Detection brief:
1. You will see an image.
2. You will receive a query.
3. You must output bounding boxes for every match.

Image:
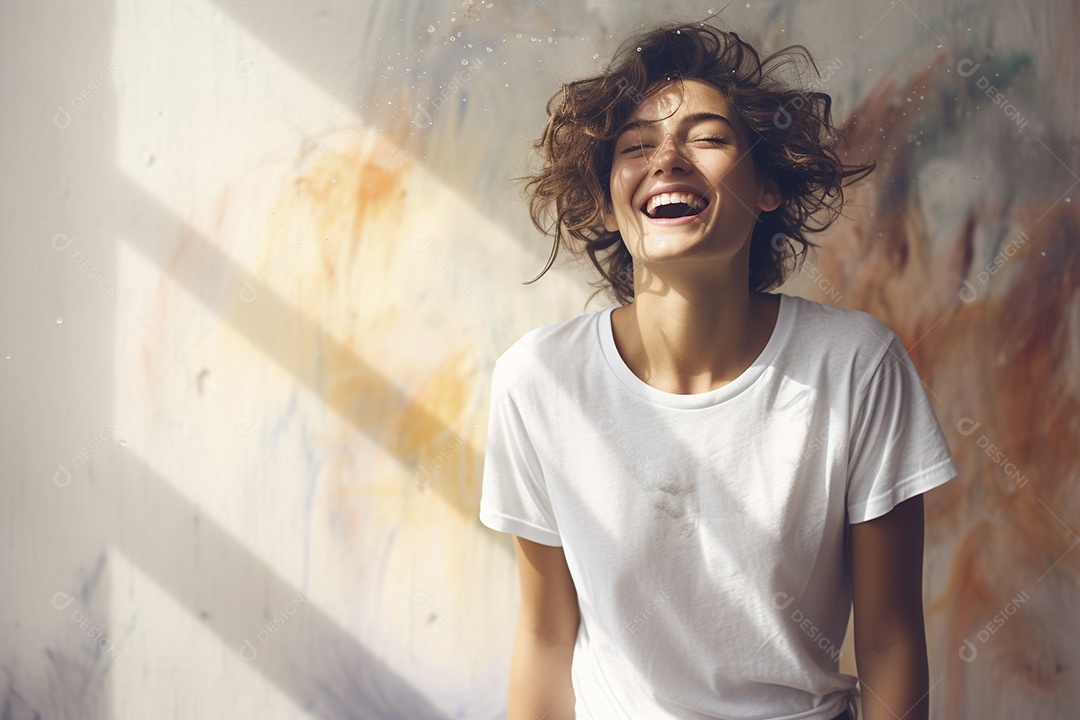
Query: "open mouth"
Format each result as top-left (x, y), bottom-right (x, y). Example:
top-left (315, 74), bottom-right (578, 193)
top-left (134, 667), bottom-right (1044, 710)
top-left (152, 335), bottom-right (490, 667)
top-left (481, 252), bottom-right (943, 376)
top-left (640, 191), bottom-right (710, 219)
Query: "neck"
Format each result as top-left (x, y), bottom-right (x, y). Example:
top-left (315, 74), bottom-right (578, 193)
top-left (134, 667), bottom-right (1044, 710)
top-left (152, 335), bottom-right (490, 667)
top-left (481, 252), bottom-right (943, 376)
top-left (611, 267), bottom-right (778, 395)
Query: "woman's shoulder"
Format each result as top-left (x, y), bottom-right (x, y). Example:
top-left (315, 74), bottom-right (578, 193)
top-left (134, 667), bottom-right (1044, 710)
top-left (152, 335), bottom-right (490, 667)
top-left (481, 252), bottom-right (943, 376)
top-left (781, 293), bottom-right (903, 378)
top-left (492, 307), bottom-right (607, 386)
top-left (785, 293), bottom-right (899, 346)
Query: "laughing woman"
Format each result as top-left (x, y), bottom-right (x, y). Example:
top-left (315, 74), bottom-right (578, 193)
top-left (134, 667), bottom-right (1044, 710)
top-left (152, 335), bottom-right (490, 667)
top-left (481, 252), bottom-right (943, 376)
top-left (480, 19), bottom-right (958, 720)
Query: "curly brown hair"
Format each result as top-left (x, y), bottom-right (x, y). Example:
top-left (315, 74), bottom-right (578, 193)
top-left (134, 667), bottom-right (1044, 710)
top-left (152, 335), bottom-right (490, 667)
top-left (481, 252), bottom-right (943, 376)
top-left (516, 18), bottom-right (876, 306)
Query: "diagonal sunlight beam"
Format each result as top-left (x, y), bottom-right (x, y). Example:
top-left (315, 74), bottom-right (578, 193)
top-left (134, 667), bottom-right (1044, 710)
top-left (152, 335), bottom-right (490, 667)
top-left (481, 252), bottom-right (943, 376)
top-left (100, 449), bottom-right (451, 719)
top-left (114, 170), bottom-right (502, 538)
top-left (202, 0), bottom-right (589, 233)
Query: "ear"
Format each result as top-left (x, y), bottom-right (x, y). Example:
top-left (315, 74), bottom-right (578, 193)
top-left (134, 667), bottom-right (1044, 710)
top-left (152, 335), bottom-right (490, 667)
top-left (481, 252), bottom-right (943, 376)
top-left (758, 173), bottom-right (782, 213)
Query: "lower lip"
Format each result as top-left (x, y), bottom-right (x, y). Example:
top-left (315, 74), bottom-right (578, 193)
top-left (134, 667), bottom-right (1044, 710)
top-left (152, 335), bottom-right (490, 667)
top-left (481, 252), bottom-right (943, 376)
top-left (641, 210), bottom-right (707, 225)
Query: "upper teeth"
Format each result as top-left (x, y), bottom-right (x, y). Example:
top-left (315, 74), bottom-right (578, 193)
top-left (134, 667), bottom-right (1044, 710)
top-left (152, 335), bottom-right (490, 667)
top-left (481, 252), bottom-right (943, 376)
top-left (646, 192), bottom-right (707, 216)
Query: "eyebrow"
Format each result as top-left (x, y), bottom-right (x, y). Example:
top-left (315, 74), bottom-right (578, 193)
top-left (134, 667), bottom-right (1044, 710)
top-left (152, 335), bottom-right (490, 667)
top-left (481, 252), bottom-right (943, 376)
top-left (616, 111), bottom-right (736, 138)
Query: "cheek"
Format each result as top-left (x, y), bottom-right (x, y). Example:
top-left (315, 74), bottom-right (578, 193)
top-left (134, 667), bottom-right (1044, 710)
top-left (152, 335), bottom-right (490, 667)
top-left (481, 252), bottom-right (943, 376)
top-left (721, 158), bottom-right (758, 189)
top-left (610, 165), bottom-right (641, 210)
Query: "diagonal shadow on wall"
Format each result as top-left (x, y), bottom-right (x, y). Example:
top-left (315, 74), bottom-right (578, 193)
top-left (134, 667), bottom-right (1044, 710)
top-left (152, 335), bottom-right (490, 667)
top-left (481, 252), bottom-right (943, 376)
top-left (116, 171), bottom-right (497, 529)
top-left (92, 449), bottom-right (452, 719)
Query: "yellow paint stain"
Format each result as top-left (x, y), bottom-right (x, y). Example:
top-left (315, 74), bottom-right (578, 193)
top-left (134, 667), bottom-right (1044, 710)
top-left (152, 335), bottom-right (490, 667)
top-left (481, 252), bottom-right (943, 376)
top-left (235, 128), bottom-right (486, 536)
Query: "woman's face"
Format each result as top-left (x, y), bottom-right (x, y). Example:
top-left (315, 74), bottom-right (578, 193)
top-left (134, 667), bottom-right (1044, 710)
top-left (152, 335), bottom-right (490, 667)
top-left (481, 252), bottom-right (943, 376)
top-left (603, 78), bottom-right (779, 269)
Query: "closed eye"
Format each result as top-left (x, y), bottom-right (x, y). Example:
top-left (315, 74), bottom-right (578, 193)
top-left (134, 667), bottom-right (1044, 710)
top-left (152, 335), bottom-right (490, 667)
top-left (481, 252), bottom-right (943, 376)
top-left (620, 137), bottom-right (728, 154)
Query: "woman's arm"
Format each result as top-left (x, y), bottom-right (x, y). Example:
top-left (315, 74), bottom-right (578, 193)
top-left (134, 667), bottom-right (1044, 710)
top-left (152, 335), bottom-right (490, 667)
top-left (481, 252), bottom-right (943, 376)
top-left (849, 494), bottom-right (930, 720)
top-left (509, 536), bottom-right (580, 720)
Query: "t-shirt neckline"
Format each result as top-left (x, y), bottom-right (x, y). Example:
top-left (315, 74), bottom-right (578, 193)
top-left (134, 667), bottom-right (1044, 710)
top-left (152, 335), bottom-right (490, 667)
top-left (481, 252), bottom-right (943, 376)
top-left (597, 293), bottom-right (794, 409)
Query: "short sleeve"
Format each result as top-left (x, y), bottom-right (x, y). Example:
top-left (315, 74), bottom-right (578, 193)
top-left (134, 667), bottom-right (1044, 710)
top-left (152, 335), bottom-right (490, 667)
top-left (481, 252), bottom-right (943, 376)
top-left (846, 334), bottom-right (960, 523)
top-left (478, 359), bottom-right (562, 546)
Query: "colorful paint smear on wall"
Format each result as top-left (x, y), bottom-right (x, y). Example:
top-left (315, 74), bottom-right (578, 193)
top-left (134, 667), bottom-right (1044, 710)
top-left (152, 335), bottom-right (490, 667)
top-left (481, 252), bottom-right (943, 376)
top-left (44, 1), bottom-right (1076, 717)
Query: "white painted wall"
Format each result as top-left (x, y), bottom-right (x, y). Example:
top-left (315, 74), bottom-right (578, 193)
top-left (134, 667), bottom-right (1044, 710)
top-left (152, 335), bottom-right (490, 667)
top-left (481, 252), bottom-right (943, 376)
top-left (3, 0), bottom-right (1077, 717)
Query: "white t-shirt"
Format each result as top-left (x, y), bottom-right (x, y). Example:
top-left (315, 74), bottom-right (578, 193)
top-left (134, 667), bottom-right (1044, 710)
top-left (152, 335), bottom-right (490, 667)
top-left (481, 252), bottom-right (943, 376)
top-left (479, 292), bottom-right (959, 720)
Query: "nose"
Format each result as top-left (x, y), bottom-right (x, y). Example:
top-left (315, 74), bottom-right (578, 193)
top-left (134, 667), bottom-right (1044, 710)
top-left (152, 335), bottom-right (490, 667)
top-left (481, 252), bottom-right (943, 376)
top-left (647, 133), bottom-right (690, 173)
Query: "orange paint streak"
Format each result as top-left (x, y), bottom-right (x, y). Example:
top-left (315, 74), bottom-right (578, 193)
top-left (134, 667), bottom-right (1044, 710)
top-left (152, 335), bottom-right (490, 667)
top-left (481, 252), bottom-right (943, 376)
top-left (254, 130), bottom-right (483, 533)
top-left (817, 50), bottom-right (1080, 714)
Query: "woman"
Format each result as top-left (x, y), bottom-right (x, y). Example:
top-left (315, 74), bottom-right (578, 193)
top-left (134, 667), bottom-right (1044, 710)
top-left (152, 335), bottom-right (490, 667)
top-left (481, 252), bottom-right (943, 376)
top-left (479, 19), bottom-right (958, 720)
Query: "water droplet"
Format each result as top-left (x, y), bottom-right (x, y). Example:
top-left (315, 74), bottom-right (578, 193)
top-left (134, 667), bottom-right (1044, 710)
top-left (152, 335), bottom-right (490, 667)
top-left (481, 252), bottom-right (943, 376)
top-left (119, 439), bottom-right (127, 447)
top-left (271, 211), bottom-right (276, 215)
top-left (486, 47), bottom-right (493, 52)
top-left (5, 355), bottom-right (10, 360)
top-left (462, 59), bottom-right (468, 65)
top-left (745, 2), bottom-right (751, 6)
top-left (1067, 198), bottom-right (1073, 203)
top-left (427, 25), bottom-right (435, 32)
top-left (636, 46), bottom-right (642, 52)
top-left (331, 178), bottom-right (336, 184)
top-left (592, 53), bottom-right (598, 59)
top-left (516, 33), bottom-right (521, 38)
top-left (56, 318), bottom-right (63, 324)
